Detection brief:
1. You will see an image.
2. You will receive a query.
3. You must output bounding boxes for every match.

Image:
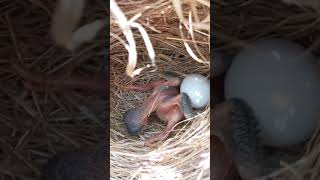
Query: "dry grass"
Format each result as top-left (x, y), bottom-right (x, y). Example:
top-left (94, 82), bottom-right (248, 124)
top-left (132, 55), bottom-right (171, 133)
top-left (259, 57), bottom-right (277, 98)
top-left (110, 0), bottom-right (210, 179)
top-left (7, 0), bottom-right (320, 179)
top-left (215, 0), bottom-right (320, 179)
top-left (0, 0), bottom-right (107, 179)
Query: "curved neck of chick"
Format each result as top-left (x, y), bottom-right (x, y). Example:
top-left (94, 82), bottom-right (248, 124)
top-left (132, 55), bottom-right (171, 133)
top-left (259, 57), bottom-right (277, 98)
top-left (138, 93), bottom-right (162, 122)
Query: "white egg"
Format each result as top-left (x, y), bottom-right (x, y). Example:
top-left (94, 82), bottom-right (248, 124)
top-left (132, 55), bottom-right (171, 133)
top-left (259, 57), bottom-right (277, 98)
top-left (180, 74), bottom-right (210, 108)
top-left (225, 38), bottom-right (320, 147)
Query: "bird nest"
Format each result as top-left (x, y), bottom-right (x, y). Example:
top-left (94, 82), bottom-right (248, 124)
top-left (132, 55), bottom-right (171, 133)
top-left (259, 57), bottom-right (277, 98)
top-left (110, 0), bottom-right (210, 179)
top-left (215, 0), bottom-right (320, 179)
top-left (0, 0), bottom-right (106, 179)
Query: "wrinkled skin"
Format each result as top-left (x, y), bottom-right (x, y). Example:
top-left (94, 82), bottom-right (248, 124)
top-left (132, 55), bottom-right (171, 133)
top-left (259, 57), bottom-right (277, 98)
top-left (213, 99), bottom-right (263, 180)
top-left (123, 77), bottom-right (194, 147)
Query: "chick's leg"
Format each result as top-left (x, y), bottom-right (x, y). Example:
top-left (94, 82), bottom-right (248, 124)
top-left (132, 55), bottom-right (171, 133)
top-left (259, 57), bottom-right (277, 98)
top-left (144, 109), bottom-right (182, 147)
top-left (131, 78), bottom-right (184, 117)
top-left (144, 93), bottom-right (193, 147)
top-left (139, 90), bottom-right (169, 120)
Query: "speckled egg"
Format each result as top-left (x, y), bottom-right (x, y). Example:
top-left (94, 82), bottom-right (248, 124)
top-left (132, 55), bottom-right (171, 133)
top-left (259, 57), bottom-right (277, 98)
top-left (180, 74), bottom-right (210, 108)
top-left (225, 38), bottom-right (320, 147)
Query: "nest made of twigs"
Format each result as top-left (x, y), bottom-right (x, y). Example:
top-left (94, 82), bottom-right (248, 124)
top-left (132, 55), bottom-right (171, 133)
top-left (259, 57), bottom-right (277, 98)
top-left (110, 0), bottom-right (210, 179)
top-left (0, 1), bottom-right (107, 179)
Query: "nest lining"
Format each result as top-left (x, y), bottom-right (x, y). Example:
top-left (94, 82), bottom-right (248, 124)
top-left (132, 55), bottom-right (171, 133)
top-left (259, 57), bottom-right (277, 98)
top-left (0, 0), bottom-right (107, 179)
top-left (110, 0), bottom-right (210, 179)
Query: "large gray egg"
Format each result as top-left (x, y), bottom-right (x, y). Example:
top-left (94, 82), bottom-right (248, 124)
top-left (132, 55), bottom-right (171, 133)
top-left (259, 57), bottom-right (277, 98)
top-left (225, 38), bottom-right (320, 147)
top-left (180, 74), bottom-right (210, 108)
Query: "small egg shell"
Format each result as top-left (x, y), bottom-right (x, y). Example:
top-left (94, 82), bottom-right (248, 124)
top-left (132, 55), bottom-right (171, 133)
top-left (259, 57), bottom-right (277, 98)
top-left (225, 38), bottom-right (320, 147)
top-left (180, 74), bottom-right (210, 108)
